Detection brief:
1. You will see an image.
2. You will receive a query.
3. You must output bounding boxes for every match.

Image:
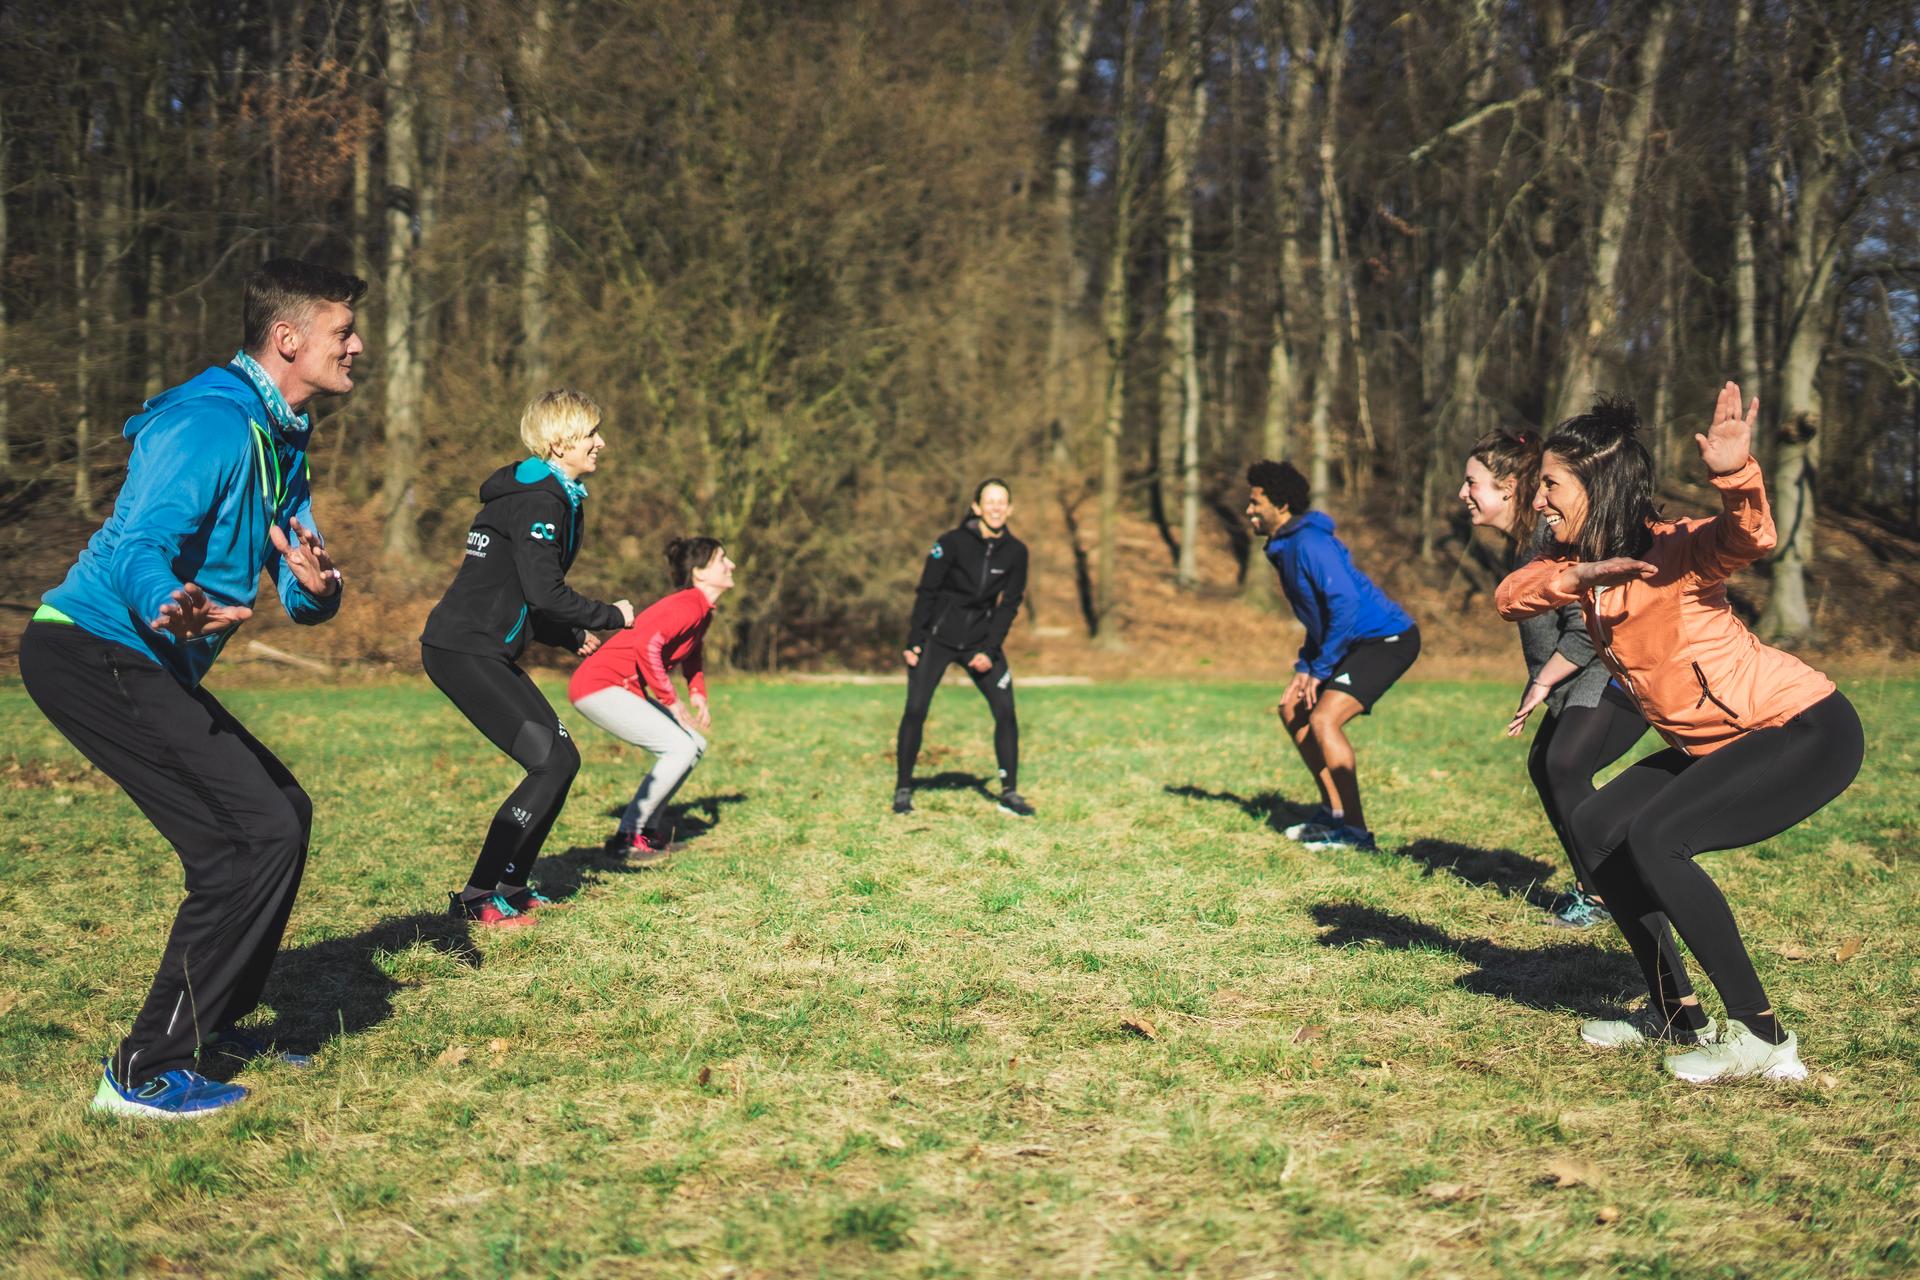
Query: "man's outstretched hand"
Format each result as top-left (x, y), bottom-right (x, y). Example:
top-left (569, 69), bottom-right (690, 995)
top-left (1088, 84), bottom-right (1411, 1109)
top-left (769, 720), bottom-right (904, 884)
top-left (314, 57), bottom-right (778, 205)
top-left (270, 518), bottom-right (342, 598)
top-left (150, 583), bottom-right (253, 640)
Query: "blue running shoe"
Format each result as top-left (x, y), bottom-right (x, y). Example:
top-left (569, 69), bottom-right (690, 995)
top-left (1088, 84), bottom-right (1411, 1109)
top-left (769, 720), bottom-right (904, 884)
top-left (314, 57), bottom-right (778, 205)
top-left (91, 1060), bottom-right (248, 1119)
top-left (1301, 823), bottom-right (1378, 853)
top-left (1549, 888), bottom-right (1613, 930)
top-left (1282, 805), bottom-right (1340, 840)
top-left (206, 1026), bottom-right (314, 1068)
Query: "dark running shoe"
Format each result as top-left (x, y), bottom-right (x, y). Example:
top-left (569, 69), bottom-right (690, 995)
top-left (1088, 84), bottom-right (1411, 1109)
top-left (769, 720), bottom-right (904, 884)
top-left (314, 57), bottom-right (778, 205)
top-left (500, 886), bottom-right (556, 914)
top-left (447, 890), bottom-right (536, 929)
top-left (1549, 887), bottom-right (1613, 929)
top-left (892, 788), bottom-right (914, 815)
top-left (205, 1026), bottom-right (314, 1069)
top-left (996, 791), bottom-right (1036, 818)
top-left (91, 1060), bottom-right (248, 1120)
top-left (607, 830), bottom-right (672, 866)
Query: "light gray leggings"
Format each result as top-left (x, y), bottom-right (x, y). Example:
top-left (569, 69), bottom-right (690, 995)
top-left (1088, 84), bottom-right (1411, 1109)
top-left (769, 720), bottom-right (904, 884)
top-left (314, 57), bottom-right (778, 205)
top-left (571, 686), bottom-right (708, 836)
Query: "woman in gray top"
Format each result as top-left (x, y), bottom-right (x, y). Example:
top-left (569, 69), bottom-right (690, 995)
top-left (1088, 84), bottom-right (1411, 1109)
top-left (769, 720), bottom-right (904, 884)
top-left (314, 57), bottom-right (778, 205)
top-left (1461, 429), bottom-right (1647, 928)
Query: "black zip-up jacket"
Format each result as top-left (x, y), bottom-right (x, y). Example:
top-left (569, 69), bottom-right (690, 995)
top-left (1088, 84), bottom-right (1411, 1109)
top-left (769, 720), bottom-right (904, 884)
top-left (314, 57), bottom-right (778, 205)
top-left (905, 517), bottom-right (1028, 654)
top-left (420, 458), bottom-right (625, 663)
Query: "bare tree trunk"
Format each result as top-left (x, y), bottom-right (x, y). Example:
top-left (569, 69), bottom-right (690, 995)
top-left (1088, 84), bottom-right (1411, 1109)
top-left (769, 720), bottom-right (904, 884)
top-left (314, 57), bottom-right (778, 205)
top-left (1729, 0), bottom-right (1761, 398)
top-left (1162, 0), bottom-right (1206, 587)
top-left (1260, 0), bottom-right (1312, 469)
top-left (1096, 5), bottom-right (1142, 644)
top-left (0, 103), bottom-right (10, 475)
top-left (1306, 4), bottom-right (1345, 499)
top-left (73, 192), bottom-right (93, 514)
top-left (1552, 1), bottom-right (1672, 423)
top-left (1417, 254), bottom-right (1448, 560)
top-left (380, 0), bottom-right (423, 563)
top-left (1042, 0), bottom-right (1093, 466)
top-left (518, 0), bottom-right (556, 388)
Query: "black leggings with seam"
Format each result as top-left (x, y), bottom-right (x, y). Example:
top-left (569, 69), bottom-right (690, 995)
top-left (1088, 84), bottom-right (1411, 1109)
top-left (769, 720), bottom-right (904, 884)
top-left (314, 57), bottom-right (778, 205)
top-left (1569, 691), bottom-right (1863, 1025)
top-left (1528, 689), bottom-right (1647, 892)
top-left (895, 642), bottom-right (1017, 791)
top-left (422, 644), bottom-right (580, 889)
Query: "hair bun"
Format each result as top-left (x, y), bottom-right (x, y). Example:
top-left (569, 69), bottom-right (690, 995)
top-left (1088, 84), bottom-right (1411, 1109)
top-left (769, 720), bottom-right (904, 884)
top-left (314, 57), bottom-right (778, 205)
top-left (1587, 393), bottom-right (1642, 436)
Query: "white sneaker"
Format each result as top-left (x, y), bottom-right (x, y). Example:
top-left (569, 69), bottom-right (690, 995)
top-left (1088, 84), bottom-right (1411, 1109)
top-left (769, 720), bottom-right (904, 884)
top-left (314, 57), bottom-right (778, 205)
top-left (1581, 1003), bottom-right (1718, 1048)
top-left (1664, 1025), bottom-right (1806, 1083)
top-left (1282, 807), bottom-right (1339, 840)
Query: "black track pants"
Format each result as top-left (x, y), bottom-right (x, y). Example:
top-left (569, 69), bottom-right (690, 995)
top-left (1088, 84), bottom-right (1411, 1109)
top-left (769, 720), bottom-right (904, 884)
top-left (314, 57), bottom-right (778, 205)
top-left (895, 643), bottom-right (1018, 791)
top-left (1569, 691), bottom-right (1863, 1022)
top-left (19, 621), bottom-right (311, 1086)
top-left (421, 644), bottom-right (580, 888)
top-left (1528, 691), bottom-right (1647, 891)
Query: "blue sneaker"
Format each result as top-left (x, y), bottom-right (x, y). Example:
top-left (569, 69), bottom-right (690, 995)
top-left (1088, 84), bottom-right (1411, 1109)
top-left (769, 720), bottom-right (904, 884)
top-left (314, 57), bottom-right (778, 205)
top-left (1549, 888), bottom-right (1613, 930)
top-left (91, 1060), bottom-right (249, 1119)
top-left (1301, 823), bottom-right (1378, 852)
top-left (206, 1026), bottom-right (314, 1069)
top-left (1282, 806), bottom-right (1340, 840)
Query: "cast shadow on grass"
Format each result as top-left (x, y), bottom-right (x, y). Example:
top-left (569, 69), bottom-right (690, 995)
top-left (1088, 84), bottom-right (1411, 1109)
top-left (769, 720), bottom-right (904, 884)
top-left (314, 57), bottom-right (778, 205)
top-left (597, 792), bottom-right (748, 842)
top-left (1394, 838), bottom-right (1563, 913)
top-left (1163, 784), bottom-right (1318, 830)
top-left (258, 911), bottom-right (482, 1057)
top-left (1309, 901), bottom-right (1640, 1016)
top-left (911, 771), bottom-right (998, 800)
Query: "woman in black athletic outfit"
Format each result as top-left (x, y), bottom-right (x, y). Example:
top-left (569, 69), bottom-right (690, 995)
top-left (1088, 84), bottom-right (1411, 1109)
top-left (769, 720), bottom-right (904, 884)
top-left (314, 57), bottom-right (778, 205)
top-left (893, 478), bottom-right (1031, 818)
top-left (1461, 429), bottom-right (1647, 928)
top-left (420, 389), bottom-right (633, 927)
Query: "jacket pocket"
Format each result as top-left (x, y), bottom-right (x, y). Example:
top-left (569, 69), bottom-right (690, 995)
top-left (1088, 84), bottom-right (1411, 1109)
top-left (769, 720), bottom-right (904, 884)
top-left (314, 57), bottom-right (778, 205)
top-left (1691, 662), bottom-right (1744, 728)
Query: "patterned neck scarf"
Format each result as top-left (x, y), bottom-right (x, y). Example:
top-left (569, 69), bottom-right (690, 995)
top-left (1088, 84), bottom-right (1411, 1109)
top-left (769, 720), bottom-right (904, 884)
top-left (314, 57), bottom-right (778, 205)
top-left (537, 456), bottom-right (589, 507)
top-left (228, 350), bottom-right (309, 438)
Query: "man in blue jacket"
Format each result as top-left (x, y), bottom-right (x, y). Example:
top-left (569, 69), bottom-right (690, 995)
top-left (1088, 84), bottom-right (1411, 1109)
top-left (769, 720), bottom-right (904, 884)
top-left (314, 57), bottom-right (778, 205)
top-left (1246, 460), bottom-right (1420, 852)
top-left (19, 258), bottom-right (365, 1118)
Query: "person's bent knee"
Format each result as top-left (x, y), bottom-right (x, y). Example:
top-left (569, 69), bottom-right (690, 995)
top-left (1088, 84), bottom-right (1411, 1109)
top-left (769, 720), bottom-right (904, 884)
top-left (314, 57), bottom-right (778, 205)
top-left (285, 781), bottom-right (315, 841)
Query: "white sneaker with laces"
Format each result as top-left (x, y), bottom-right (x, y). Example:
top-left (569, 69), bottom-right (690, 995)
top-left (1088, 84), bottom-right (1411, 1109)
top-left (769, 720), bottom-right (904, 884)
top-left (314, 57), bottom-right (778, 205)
top-left (1580, 1003), bottom-right (1718, 1048)
top-left (1664, 1025), bottom-right (1806, 1083)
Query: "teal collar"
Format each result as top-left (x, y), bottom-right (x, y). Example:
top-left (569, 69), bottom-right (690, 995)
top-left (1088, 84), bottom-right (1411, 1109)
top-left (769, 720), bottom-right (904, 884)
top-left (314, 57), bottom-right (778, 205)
top-left (227, 351), bottom-right (309, 439)
top-left (529, 455), bottom-right (588, 506)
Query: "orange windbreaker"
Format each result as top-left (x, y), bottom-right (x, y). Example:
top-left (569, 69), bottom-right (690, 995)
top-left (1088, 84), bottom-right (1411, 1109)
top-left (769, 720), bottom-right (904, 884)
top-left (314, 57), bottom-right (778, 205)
top-left (1495, 458), bottom-right (1834, 756)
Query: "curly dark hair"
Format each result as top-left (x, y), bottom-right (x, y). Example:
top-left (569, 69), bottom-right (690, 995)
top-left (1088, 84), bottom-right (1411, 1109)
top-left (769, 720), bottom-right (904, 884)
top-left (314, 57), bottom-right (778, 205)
top-left (1246, 460), bottom-right (1309, 516)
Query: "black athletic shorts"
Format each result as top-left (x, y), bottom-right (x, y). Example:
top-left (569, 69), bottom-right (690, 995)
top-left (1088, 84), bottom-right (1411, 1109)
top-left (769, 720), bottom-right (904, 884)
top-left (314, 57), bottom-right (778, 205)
top-left (1319, 625), bottom-right (1421, 712)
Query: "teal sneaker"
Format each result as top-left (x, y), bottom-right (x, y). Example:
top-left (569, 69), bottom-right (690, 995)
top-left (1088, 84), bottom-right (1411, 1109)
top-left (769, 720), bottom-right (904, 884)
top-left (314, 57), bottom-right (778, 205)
top-left (91, 1060), bottom-right (248, 1119)
top-left (1301, 823), bottom-right (1377, 853)
top-left (1282, 806), bottom-right (1339, 840)
top-left (205, 1026), bottom-right (314, 1068)
top-left (1549, 887), bottom-right (1613, 930)
top-left (1581, 1004), bottom-right (1718, 1048)
top-left (500, 886), bottom-right (555, 914)
top-left (1665, 1025), bottom-right (1806, 1083)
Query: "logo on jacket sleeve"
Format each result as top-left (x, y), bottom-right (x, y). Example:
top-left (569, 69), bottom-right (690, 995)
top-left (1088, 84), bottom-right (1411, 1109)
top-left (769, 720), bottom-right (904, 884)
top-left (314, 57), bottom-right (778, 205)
top-left (530, 521), bottom-right (557, 542)
top-left (465, 531), bottom-right (492, 558)
top-left (929, 543), bottom-right (944, 559)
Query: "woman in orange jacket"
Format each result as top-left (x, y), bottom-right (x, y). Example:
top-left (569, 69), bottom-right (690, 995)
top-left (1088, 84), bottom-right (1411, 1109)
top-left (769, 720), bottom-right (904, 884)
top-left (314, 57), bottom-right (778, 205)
top-left (1496, 383), bottom-right (1862, 1083)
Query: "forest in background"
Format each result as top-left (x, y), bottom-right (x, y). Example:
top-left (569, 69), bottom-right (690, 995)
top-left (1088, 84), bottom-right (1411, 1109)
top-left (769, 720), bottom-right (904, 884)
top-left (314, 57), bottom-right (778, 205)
top-left (0, 0), bottom-right (1915, 668)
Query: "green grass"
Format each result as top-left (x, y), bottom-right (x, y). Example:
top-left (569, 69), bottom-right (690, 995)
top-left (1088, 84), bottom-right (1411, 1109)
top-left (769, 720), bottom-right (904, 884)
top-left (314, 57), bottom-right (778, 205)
top-left (0, 674), bottom-right (1915, 1278)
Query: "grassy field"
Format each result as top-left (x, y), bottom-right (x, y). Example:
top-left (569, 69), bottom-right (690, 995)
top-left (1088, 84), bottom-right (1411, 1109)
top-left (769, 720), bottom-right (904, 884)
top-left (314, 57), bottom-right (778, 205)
top-left (0, 673), bottom-right (1915, 1279)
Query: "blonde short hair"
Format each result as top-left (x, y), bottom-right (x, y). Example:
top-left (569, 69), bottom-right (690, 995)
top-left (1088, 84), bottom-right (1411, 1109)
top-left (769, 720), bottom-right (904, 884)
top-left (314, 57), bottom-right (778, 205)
top-left (519, 388), bottom-right (603, 458)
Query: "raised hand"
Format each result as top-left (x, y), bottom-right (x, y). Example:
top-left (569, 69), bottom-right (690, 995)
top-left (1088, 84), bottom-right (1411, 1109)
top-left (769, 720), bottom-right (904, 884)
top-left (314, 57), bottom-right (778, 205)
top-left (1696, 380), bottom-right (1758, 476)
top-left (1568, 557), bottom-right (1658, 590)
top-left (269, 518), bottom-right (342, 598)
top-left (149, 583), bottom-right (253, 640)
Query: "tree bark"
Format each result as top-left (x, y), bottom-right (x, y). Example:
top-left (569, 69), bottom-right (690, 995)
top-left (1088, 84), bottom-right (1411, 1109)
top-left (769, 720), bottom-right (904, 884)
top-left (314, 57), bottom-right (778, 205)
top-left (0, 102), bottom-right (10, 475)
top-left (1306, 1), bottom-right (1345, 500)
top-left (1162, 0), bottom-right (1206, 587)
top-left (380, 0), bottom-right (423, 563)
top-left (518, 0), bottom-right (556, 389)
top-left (1096, 4), bottom-right (1142, 644)
top-left (1042, 0), bottom-right (1093, 466)
top-left (1552, 0), bottom-right (1673, 423)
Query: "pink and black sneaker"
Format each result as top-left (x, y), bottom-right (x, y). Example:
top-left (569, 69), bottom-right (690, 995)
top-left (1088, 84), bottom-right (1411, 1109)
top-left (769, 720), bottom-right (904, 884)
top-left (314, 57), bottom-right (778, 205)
top-left (448, 890), bottom-right (537, 928)
top-left (605, 829), bottom-right (672, 866)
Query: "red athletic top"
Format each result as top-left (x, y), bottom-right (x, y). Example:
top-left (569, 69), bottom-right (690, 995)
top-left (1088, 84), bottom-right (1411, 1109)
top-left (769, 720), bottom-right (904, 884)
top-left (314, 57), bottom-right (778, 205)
top-left (568, 587), bottom-right (713, 706)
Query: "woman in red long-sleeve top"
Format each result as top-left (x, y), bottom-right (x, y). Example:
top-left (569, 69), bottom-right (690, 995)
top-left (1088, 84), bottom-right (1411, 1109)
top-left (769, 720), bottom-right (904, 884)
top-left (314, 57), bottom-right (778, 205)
top-left (570, 538), bottom-right (735, 861)
top-left (1495, 384), bottom-right (1862, 1084)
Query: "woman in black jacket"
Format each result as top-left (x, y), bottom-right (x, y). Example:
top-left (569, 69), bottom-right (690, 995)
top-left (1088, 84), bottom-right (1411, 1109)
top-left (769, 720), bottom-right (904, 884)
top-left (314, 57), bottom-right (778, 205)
top-left (893, 478), bottom-right (1031, 817)
top-left (420, 389), bottom-right (633, 927)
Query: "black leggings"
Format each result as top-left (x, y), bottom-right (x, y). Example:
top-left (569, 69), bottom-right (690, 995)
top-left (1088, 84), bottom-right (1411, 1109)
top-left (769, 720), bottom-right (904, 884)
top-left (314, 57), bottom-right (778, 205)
top-left (1528, 690), bottom-right (1647, 892)
top-left (895, 643), bottom-right (1018, 791)
top-left (1569, 691), bottom-right (1863, 1024)
top-left (422, 645), bottom-right (580, 889)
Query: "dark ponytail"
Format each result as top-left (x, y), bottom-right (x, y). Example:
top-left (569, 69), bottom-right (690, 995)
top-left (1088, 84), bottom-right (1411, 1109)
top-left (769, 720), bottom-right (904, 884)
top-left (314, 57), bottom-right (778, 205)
top-left (665, 536), bottom-right (724, 589)
top-left (1466, 428), bottom-right (1544, 545)
top-left (1542, 395), bottom-right (1659, 561)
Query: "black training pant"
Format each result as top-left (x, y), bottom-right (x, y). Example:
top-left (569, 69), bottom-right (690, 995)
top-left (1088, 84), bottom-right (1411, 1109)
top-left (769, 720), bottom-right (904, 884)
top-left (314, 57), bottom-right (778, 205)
top-left (1569, 691), bottom-right (1863, 1023)
top-left (1528, 690), bottom-right (1647, 891)
top-left (19, 621), bottom-right (311, 1086)
top-left (421, 644), bottom-right (580, 889)
top-left (895, 642), bottom-right (1018, 791)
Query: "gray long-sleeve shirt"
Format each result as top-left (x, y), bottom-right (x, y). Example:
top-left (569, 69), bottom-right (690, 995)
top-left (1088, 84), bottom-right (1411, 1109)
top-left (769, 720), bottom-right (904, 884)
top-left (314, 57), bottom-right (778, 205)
top-left (1510, 527), bottom-right (1613, 714)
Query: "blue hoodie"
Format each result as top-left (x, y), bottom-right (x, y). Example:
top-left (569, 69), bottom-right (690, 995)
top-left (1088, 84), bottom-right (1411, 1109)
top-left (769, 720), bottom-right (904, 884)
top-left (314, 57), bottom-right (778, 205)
top-left (41, 360), bottom-right (341, 686)
top-left (1263, 510), bottom-right (1414, 680)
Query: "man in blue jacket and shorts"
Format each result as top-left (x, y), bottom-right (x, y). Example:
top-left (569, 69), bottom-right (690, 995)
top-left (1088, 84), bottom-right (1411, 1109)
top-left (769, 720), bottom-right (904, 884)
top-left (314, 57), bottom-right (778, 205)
top-left (19, 258), bottom-right (365, 1118)
top-left (1245, 460), bottom-right (1420, 852)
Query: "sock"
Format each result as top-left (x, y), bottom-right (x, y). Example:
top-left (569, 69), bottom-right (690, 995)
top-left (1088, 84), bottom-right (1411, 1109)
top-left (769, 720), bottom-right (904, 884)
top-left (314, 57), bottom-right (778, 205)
top-left (1661, 1000), bottom-right (1710, 1042)
top-left (459, 885), bottom-right (493, 904)
top-left (495, 882), bottom-right (525, 894)
top-left (1734, 1011), bottom-right (1787, 1045)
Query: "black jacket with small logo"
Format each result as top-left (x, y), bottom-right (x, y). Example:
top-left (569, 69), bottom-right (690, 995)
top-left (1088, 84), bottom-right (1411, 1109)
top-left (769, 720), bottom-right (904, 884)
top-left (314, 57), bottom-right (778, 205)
top-left (905, 517), bottom-right (1028, 655)
top-left (420, 458), bottom-right (625, 663)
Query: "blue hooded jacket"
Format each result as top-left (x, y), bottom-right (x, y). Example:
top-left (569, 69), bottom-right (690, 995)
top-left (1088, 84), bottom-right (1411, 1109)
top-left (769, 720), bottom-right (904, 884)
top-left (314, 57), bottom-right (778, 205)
top-left (41, 361), bottom-right (341, 686)
top-left (1263, 510), bottom-right (1414, 680)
